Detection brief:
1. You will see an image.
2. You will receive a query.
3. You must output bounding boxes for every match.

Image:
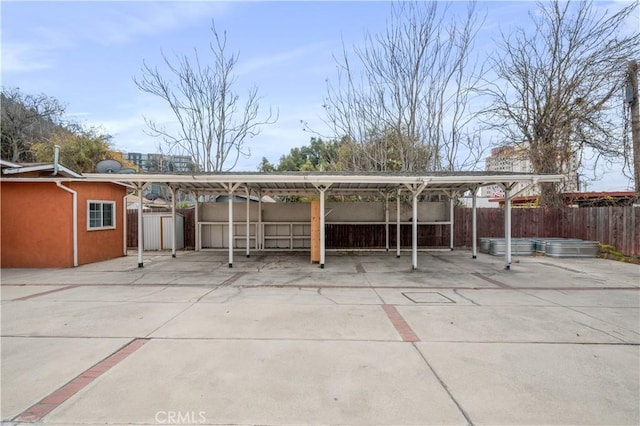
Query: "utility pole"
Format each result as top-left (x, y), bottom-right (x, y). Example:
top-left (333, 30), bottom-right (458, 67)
top-left (628, 60), bottom-right (639, 199)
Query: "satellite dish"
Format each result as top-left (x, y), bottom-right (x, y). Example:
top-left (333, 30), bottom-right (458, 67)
top-left (119, 168), bottom-right (137, 174)
top-left (96, 159), bottom-right (122, 173)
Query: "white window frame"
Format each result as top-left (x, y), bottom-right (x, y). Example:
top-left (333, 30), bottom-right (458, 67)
top-left (87, 200), bottom-right (116, 230)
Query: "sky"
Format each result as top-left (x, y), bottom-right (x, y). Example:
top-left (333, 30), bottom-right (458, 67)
top-left (1, 1), bottom-right (637, 191)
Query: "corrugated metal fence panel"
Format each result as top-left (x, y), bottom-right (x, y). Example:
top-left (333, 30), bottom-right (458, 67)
top-left (144, 215), bottom-right (162, 250)
top-left (160, 216), bottom-right (184, 250)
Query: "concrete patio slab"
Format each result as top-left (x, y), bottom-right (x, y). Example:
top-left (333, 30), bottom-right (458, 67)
top-left (45, 340), bottom-right (468, 425)
top-left (130, 270), bottom-right (236, 286)
top-left (365, 271), bottom-right (497, 288)
top-left (199, 286), bottom-right (382, 305)
top-left (228, 270), bottom-right (372, 287)
top-left (30, 285), bottom-right (211, 303)
top-left (319, 287), bottom-right (384, 304)
top-left (1, 301), bottom-right (191, 338)
top-left (0, 285), bottom-right (70, 301)
top-left (151, 303), bottom-right (400, 340)
top-left (1, 269), bottom-right (69, 285)
top-left (1, 249), bottom-right (638, 425)
top-left (1, 270), bottom-right (144, 286)
top-left (1, 337), bottom-right (129, 420)
top-left (570, 307), bottom-right (640, 342)
top-left (375, 288), bottom-right (473, 306)
top-left (398, 305), bottom-right (637, 343)
top-left (374, 288), bottom-right (555, 306)
top-left (416, 342), bottom-right (640, 425)
top-left (524, 289), bottom-right (640, 307)
top-left (450, 289), bottom-right (556, 306)
top-left (139, 260), bottom-right (223, 272)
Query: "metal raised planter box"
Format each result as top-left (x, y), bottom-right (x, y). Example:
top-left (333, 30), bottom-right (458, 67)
top-left (533, 238), bottom-right (582, 254)
top-left (545, 240), bottom-right (599, 258)
top-left (488, 238), bottom-right (535, 256)
top-left (479, 238), bottom-right (497, 254)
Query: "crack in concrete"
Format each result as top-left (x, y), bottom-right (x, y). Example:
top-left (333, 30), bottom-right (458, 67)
top-left (571, 320), bottom-right (628, 343)
top-left (453, 289), bottom-right (480, 306)
top-left (317, 288), bottom-right (339, 305)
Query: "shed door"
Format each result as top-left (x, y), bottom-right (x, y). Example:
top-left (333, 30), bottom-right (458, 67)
top-left (161, 216), bottom-right (174, 250)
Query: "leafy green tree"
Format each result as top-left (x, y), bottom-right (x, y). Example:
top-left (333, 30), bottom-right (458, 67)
top-left (32, 130), bottom-right (106, 173)
top-left (258, 157), bottom-right (276, 172)
top-left (31, 128), bottom-right (130, 173)
top-left (266, 138), bottom-right (341, 172)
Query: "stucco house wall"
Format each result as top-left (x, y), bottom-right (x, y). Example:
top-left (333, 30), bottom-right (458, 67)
top-left (1, 181), bottom-right (126, 268)
top-left (72, 181), bottom-right (126, 266)
top-left (1, 182), bottom-right (74, 268)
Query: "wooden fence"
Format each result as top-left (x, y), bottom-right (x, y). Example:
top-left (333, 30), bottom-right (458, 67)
top-left (454, 206), bottom-right (639, 257)
top-left (127, 206), bottom-right (639, 257)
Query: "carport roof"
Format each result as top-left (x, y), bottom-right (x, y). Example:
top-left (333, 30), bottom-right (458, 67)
top-left (81, 171), bottom-right (566, 196)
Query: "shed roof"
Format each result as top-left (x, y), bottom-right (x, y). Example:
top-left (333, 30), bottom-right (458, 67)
top-left (2, 162), bottom-right (82, 178)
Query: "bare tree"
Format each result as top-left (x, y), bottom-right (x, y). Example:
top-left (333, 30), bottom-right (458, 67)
top-left (1, 87), bottom-right (66, 162)
top-left (134, 22), bottom-right (277, 173)
top-left (323, 1), bottom-right (485, 173)
top-left (485, 0), bottom-right (640, 206)
top-left (626, 60), bottom-right (639, 199)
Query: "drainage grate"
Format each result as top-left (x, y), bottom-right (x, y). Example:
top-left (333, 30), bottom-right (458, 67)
top-left (402, 291), bottom-right (455, 304)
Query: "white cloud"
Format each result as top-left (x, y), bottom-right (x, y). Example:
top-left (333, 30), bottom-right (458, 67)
top-left (1, 35), bottom-right (72, 73)
top-left (1, 2), bottom-right (229, 74)
top-left (1, 42), bottom-right (51, 72)
top-left (78, 2), bottom-right (230, 46)
top-left (236, 42), bottom-right (331, 77)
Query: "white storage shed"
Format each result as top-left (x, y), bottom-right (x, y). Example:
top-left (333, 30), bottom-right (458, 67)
top-left (143, 212), bottom-right (185, 251)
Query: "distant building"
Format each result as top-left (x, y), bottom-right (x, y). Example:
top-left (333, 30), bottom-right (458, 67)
top-left (481, 144), bottom-right (579, 197)
top-left (124, 152), bottom-right (195, 173)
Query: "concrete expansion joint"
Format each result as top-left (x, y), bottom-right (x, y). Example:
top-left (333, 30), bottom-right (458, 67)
top-left (411, 342), bottom-right (475, 426)
top-left (381, 304), bottom-right (419, 342)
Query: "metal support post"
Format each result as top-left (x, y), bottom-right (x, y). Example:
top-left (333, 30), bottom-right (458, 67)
top-left (258, 191), bottom-right (262, 250)
top-left (137, 185), bottom-right (144, 268)
top-left (396, 189), bottom-right (401, 258)
top-left (385, 193), bottom-right (389, 251)
top-left (228, 190), bottom-right (234, 268)
top-left (505, 186), bottom-right (512, 270)
top-left (412, 191), bottom-right (418, 270)
top-left (449, 196), bottom-right (455, 251)
top-left (472, 188), bottom-right (477, 259)
top-left (194, 192), bottom-right (200, 251)
top-left (170, 185), bottom-right (177, 258)
top-left (245, 186), bottom-right (251, 258)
